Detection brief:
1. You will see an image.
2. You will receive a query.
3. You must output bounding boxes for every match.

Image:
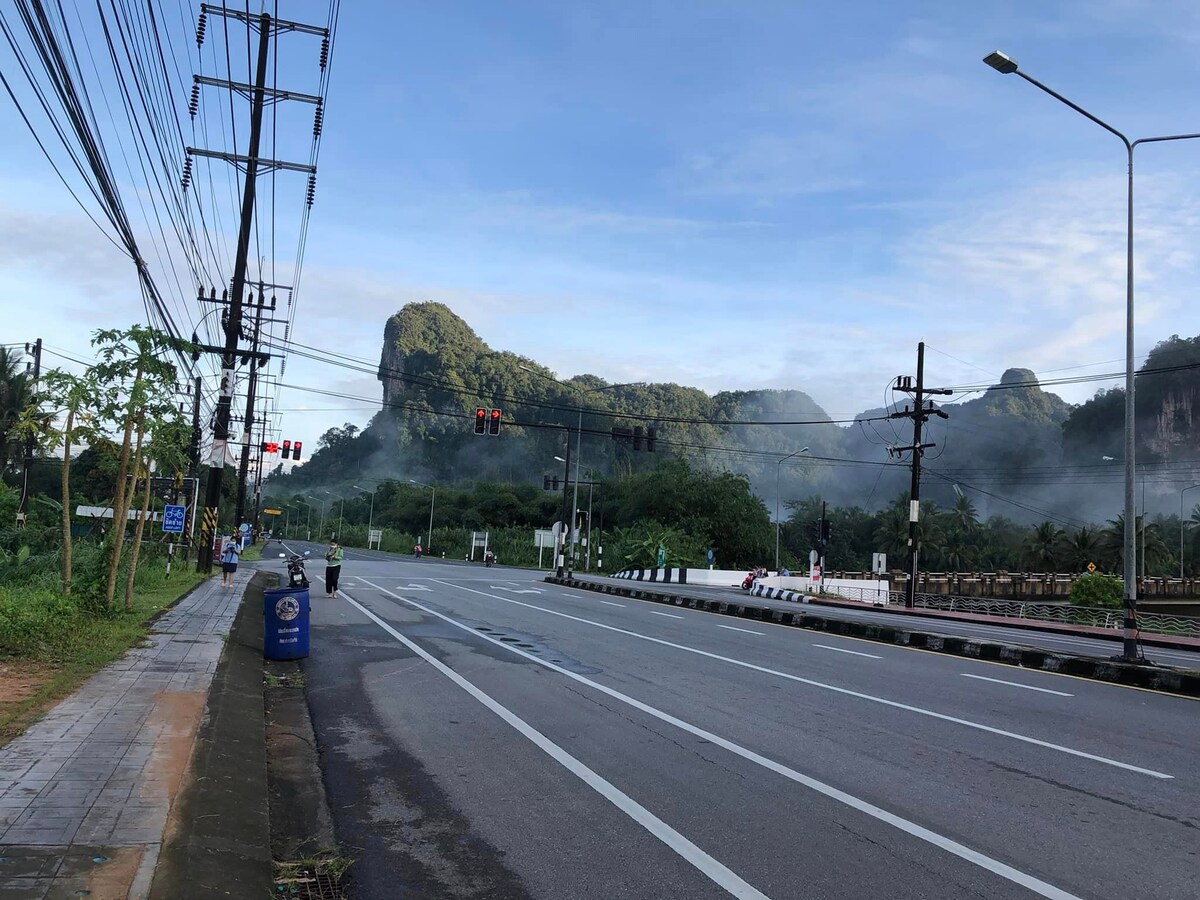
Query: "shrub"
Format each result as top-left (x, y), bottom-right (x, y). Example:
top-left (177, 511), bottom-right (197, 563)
top-left (1070, 572), bottom-right (1123, 609)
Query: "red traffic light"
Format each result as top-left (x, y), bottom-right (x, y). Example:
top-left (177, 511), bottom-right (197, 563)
top-left (262, 441), bottom-right (280, 454)
top-left (292, 441), bottom-right (303, 461)
top-left (474, 407), bottom-right (487, 435)
top-left (488, 408), bottom-right (501, 435)
top-left (281, 439), bottom-right (292, 459)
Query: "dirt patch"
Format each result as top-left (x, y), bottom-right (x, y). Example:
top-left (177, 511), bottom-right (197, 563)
top-left (0, 661), bottom-right (58, 746)
top-left (142, 690), bottom-right (209, 801)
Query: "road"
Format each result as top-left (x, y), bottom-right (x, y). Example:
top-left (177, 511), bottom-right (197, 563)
top-left (580, 576), bottom-right (1200, 668)
top-left (282, 543), bottom-right (1200, 900)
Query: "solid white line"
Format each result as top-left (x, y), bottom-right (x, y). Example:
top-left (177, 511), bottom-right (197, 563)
top-left (961, 674), bottom-right (1074, 697)
top-left (813, 644), bottom-right (882, 659)
top-left (336, 587), bottom-right (769, 900)
top-left (649, 611), bottom-right (684, 619)
top-left (433, 580), bottom-right (1172, 780)
top-left (360, 579), bottom-right (1081, 900)
top-left (716, 624), bottom-right (764, 635)
top-left (599, 600), bottom-right (626, 608)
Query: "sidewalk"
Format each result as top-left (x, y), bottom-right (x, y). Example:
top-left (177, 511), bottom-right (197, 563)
top-left (0, 569), bottom-right (251, 899)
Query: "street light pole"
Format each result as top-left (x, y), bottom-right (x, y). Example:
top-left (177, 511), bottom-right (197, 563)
top-left (409, 480), bottom-right (436, 553)
top-left (353, 484), bottom-right (377, 545)
top-left (1182, 484), bottom-right (1200, 579)
top-left (983, 50), bottom-right (1200, 662)
top-left (774, 447), bottom-right (809, 571)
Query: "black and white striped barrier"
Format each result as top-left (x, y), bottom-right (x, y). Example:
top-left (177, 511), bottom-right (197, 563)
top-left (612, 567), bottom-right (688, 584)
top-left (749, 583), bottom-right (809, 604)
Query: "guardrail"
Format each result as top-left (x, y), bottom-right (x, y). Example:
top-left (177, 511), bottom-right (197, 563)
top-left (889, 592), bottom-right (1200, 638)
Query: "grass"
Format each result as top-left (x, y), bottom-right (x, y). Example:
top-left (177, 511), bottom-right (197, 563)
top-left (240, 542), bottom-right (265, 562)
top-left (273, 851), bottom-right (352, 898)
top-left (0, 559), bottom-right (207, 746)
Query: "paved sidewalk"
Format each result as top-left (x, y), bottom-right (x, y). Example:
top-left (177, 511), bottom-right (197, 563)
top-left (0, 569), bottom-right (251, 899)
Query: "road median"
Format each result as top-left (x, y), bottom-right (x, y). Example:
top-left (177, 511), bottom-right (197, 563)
top-left (546, 575), bottom-right (1200, 698)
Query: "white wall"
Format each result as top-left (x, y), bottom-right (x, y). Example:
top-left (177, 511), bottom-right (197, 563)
top-left (759, 576), bottom-right (889, 602)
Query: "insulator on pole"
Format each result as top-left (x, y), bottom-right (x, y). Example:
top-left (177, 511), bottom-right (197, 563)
top-left (319, 36), bottom-right (329, 70)
top-left (196, 11), bottom-right (207, 47)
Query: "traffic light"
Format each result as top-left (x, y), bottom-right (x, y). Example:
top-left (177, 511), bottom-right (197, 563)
top-left (633, 425), bottom-right (643, 451)
top-left (262, 441), bottom-right (279, 454)
top-left (821, 519), bottom-right (831, 544)
top-left (474, 407), bottom-right (487, 435)
top-left (281, 440), bottom-right (292, 459)
top-left (647, 427), bottom-right (657, 452)
top-left (292, 441), bottom-right (303, 461)
top-left (488, 408), bottom-right (501, 435)
top-left (543, 475), bottom-right (561, 491)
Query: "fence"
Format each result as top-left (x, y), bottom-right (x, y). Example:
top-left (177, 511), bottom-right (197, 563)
top-left (818, 571), bottom-right (1200, 600)
top-left (893, 592), bottom-right (1200, 638)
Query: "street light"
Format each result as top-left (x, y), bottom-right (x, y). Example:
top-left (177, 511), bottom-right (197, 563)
top-left (775, 447), bottom-right (809, 571)
top-left (520, 364), bottom-right (644, 575)
top-left (1182, 484), bottom-right (1200, 579)
top-left (984, 50), bottom-right (1200, 662)
top-left (307, 494), bottom-right (328, 540)
top-left (353, 484), bottom-right (378, 546)
top-left (409, 479), bottom-right (436, 552)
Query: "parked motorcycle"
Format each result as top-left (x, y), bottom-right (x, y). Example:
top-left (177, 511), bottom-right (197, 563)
top-left (278, 550), bottom-right (312, 589)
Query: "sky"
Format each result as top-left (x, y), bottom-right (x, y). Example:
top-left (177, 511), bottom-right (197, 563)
top-left (3, 0), bottom-right (1200, 460)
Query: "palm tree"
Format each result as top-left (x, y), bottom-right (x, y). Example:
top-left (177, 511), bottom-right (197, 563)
top-left (1026, 521), bottom-right (1064, 571)
top-left (948, 492), bottom-right (979, 533)
top-left (1064, 526), bottom-right (1101, 572)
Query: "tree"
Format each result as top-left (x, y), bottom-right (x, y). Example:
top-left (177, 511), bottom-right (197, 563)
top-left (91, 326), bottom-right (180, 608)
top-left (1070, 573), bottom-right (1123, 609)
top-left (123, 416), bottom-right (189, 609)
top-left (948, 493), bottom-right (979, 533)
top-left (0, 346), bottom-right (32, 475)
top-left (1026, 521), bottom-right (1064, 571)
top-left (1063, 526), bottom-right (1101, 573)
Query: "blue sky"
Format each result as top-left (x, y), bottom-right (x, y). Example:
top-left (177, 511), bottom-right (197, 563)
top-left (3, 0), bottom-right (1200, 451)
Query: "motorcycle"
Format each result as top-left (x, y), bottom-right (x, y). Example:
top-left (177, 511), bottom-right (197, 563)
top-left (484, 551), bottom-right (495, 568)
top-left (278, 550), bottom-right (312, 589)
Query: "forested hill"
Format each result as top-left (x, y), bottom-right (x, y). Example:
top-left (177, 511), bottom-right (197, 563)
top-left (269, 302), bottom-right (1200, 521)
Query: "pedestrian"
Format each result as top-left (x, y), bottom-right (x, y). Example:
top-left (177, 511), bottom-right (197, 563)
top-left (414, 542), bottom-right (423, 559)
top-left (325, 537), bottom-right (344, 597)
top-left (220, 533), bottom-right (241, 588)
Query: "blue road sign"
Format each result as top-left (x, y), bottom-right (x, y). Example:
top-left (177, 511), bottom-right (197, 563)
top-left (162, 504), bottom-right (186, 534)
top-left (706, 548), bottom-right (714, 564)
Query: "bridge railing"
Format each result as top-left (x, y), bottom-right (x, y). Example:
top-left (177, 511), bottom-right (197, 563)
top-left (812, 586), bottom-right (1200, 637)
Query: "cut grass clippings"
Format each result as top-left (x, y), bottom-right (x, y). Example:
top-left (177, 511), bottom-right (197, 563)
top-left (273, 852), bottom-right (352, 899)
top-left (0, 566), bottom-right (208, 747)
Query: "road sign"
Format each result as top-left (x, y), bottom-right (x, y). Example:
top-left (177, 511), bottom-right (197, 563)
top-left (1087, 562), bottom-right (1097, 573)
top-left (872, 552), bottom-right (887, 575)
top-left (161, 504), bottom-right (186, 534)
top-left (263, 507), bottom-right (283, 516)
top-left (534, 529), bottom-right (555, 549)
top-left (809, 549), bottom-right (819, 567)
top-left (656, 545), bottom-right (666, 567)
top-left (706, 548), bottom-right (714, 564)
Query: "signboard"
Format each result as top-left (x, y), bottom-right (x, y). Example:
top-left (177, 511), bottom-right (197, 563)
top-left (656, 545), bottom-right (666, 567)
top-left (263, 508), bottom-right (283, 516)
top-left (706, 548), bottom-right (714, 564)
top-left (534, 529), bottom-right (555, 549)
top-left (810, 565), bottom-right (822, 585)
top-left (1087, 562), bottom-right (1097, 573)
top-left (872, 552), bottom-right (887, 575)
top-left (368, 528), bottom-right (383, 549)
top-left (161, 504), bottom-right (186, 534)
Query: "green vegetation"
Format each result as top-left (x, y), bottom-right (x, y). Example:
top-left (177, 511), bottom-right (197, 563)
top-left (1070, 573), bottom-right (1124, 609)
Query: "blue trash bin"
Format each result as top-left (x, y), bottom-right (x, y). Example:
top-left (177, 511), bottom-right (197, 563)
top-left (263, 586), bottom-right (310, 660)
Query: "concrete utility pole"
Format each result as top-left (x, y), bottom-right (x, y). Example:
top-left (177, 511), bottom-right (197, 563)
top-left (235, 290), bottom-right (269, 527)
top-left (196, 13), bottom-right (271, 571)
top-left (556, 433), bottom-right (572, 578)
top-left (16, 337), bottom-right (42, 528)
top-left (890, 342), bottom-right (951, 608)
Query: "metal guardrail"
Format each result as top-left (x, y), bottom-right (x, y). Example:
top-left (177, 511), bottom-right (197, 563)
top-left (812, 585), bottom-right (1200, 638)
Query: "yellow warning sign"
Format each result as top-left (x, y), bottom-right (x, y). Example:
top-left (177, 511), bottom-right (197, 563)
top-left (263, 508), bottom-right (283, 516)
top-left (1087, 562), bottom-right (1097, 573)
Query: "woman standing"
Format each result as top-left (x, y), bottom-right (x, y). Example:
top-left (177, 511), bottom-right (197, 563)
top-left (220, 533), bottom-right (241, 588)
top-left (324, 537), bottom-right (343, 597)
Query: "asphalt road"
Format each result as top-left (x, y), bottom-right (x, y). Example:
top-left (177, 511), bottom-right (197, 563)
top-left (579, 576), bottom-right (1200, 668)
top-left (282, 543), bottom-right (1200, 900)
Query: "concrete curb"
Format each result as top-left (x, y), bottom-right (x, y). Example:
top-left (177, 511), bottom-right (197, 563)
top-left (149, 572), bottom-right (274, 898)
top-left (546, 576), bottom-right (1200, 698)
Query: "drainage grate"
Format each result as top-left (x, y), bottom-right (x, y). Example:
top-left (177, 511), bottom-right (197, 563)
top-left (273, 857), bottom-right (349, 900)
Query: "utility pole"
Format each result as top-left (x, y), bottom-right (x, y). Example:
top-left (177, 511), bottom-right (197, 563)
top-left (186, 5), bottom-right (324, 572)
top-left (16, 338), bottom-right (42, 528)
top-left (890, 342), bottom-right (951, 607)
top-left (557, 429), bottom-right (572, 578)
top-left (234, 290), bottom-right (267, 528)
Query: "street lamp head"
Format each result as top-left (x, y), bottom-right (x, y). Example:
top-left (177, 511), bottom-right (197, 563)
top-left (554, 456), bottom-right (566, 463)
top-left (800, 447), bottom-right (810, 453)
top-left (983, 50), bottom-right (1018, 75)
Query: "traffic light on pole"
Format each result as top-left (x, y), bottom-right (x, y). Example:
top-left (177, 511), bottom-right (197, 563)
top-left (647, 427), bottom-right (657, 452)
top-left (281, 440), bottom-right (292, 459)
top-left (488, 408), bottom-right (501, 435)
top-left (474, 408), bottom-right (487, 435)
top-left (292, 441), bottom-right (302, 461)
top-left (632, 425), bottom-right (643, 451)
top-left (262, 441), bottom-right (279, 454)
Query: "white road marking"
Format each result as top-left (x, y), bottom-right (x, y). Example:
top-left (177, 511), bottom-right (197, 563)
top-left (359, 579), bottom-right (1082, 900)
top-left (715, 624), bottom-right (764, 635)
top-left (599, 600), bottom-right (626, 608)
top-left (337, 587), bottom-right (770, 900)
top-left (648, 611), bottom-right (684, 619)
top-left (813, 644), bottom-right (882, 659)
top-left (961, 674), bottom-right (1074, 697)
top-left (490, 586), bottom-right (544, 594)
top-left (433, 581), bottom-right (1172, 780)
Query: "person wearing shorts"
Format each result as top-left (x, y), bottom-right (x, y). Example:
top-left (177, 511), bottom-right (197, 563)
top-left (220, 534), bottom-right (241, 587)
